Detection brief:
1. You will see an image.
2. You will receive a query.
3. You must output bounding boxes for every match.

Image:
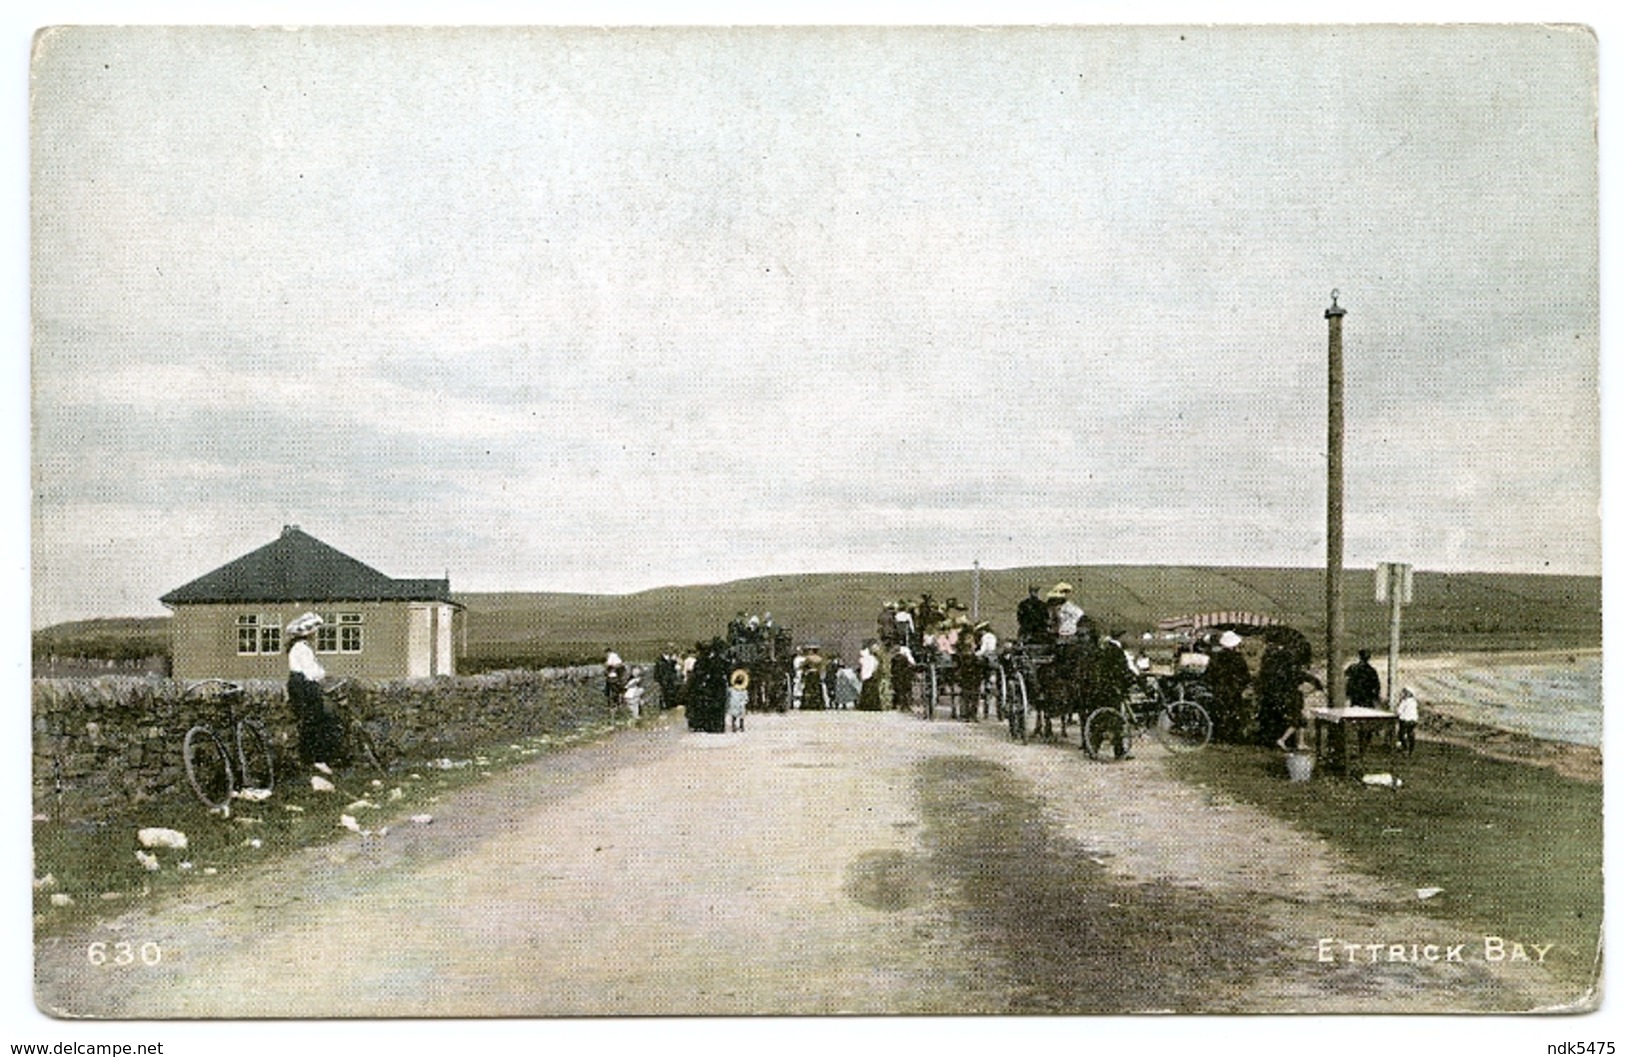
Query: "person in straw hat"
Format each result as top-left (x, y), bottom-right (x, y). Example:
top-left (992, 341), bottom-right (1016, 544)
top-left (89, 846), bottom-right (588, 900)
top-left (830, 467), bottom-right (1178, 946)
top-left (1047, 583), bottom-right (1085, 642)
top-left (1206, 629), bottom-right (1254, 744)
top-left (726, 668), bottom-right (749, 732)
top-left (284, 612), bottom-right (336, 767)
top-left (1046, 583), bottom-right (1090, 721)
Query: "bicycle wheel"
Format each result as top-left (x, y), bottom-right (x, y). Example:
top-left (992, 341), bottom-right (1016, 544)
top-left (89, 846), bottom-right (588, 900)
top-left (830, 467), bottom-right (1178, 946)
top-left (1082, 708), bottom-right (1134, 761)
top-left (1008, 671), bottom-right (1029, 743)
top-left (351, 720), bottom-right (388, 774)
top-left (234, 719), bottom-right (276, 795)
top-left (183, 726), bottom-right (234, 811)
top-left (1155, 701), bottom-right (1213, 752)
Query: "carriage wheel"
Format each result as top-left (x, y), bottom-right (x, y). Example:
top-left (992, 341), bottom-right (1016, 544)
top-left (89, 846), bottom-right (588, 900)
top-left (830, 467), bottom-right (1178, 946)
top-left (1083, 708), bottom-right (1134, 761)
top-left (1155, 701), bottom-right (1213, 752)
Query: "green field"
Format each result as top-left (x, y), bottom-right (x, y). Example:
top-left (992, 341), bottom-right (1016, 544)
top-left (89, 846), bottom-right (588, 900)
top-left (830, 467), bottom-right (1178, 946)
top-left (33, 566), bottom-right (1601, 671)
top-left (1166, 742), bottom-right (1603, 990)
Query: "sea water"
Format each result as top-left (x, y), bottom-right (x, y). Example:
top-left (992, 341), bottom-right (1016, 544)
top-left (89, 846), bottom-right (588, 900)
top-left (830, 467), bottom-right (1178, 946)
top-left (1404, 656), bottom-right (1601, 747)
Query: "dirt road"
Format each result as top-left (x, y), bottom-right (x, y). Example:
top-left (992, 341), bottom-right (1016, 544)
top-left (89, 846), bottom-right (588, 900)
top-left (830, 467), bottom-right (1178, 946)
top-left (35, 710), bottom-right (1582, 1017)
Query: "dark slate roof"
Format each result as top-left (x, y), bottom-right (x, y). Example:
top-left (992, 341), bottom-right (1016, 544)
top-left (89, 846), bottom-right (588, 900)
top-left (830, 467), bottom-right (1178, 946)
top-left (160, 526), bottom-right (452, 606)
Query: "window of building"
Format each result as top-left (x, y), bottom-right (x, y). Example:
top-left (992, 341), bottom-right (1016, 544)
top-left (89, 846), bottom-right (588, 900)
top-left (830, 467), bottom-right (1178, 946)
top-left (236, 615), bottom-right (259, 655)
top-left (236, 613), bottom-right (282, 654)
top-left (316, 616), bottom-right (337, 653)
top-left (338, 612), bottom-right (364, 653)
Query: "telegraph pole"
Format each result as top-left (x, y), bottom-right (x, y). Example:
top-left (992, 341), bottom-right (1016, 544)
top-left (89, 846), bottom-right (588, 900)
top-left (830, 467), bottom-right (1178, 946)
top-left (1325, 291), bottom-right (1347, 710)
top-left (971, 560), bottom-right (981, 622)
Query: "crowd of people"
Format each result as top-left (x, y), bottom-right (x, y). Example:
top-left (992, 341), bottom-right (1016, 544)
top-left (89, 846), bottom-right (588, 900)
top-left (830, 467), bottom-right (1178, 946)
top-left (606, 612), bottom-right (800, 734)
top-left (1172, 626), bottom-right (1420, 760)
top-left (596, 587), bottom-right (1423, 763)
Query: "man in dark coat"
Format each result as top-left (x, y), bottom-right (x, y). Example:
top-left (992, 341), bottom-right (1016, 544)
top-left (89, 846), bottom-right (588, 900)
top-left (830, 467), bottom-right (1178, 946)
top-left (654, 645), bottom-right (682, 710)
top-left (1345, 649), bottom-right (1382, 709)
top-left (1016, 585), bottom-right (1051, 644)
top-left (1344, 648), bottom-right (1385, 759)
top-left (1084, 630), bottom-right (1135, 756)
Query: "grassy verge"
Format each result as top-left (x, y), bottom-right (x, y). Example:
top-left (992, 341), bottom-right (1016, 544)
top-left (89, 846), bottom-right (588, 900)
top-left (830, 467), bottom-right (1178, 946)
top-left (1163, 741), bottom-right (1602, 988)
top-left (32, 710), bottom-right (656, 938)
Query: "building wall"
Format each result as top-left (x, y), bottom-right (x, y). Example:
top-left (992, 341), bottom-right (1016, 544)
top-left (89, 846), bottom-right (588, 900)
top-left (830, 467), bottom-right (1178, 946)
top-left (435, 603), bottom-right (455, 676)
top-left (406, 604), bottom-right (431, 679)
top-left (169, 601), bottom-right (460, 682)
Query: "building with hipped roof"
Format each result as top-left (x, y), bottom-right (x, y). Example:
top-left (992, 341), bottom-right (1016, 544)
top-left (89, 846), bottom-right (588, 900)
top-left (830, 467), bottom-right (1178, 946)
top-left (160, 525), bottom-right (461, 681)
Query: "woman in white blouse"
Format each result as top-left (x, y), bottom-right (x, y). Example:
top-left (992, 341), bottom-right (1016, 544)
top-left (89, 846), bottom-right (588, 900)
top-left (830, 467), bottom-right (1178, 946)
top-left (285, 612), bottom-right (330, 766)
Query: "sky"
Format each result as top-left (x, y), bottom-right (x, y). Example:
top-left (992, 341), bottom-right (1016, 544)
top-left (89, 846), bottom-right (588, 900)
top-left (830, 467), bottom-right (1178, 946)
top-left (26, 21), bottom-right (1602, 628)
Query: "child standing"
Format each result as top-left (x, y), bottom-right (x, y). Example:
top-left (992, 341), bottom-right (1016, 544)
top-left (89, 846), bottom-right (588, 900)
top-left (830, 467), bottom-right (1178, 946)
top-left (1395, 687), bottom-right (1420, 755)
top-left (726, 669), bottom-right (749, 732)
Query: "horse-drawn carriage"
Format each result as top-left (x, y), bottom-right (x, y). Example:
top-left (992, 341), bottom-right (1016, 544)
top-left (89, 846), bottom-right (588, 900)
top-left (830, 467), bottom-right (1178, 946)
top-left (1148, 612), bottom-right (1316, 747)
top-left (726, 627), bottom-right (796, 712)
top-left (998, 637), bottom-right (1104, 744)
top-left (998, 625), bottom-right (1216, 758)
top-left (912, 638), bottom-right (1012, 722)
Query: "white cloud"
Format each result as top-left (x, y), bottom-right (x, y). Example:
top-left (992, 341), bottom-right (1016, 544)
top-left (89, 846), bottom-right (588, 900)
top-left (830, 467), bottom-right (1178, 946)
top-left (27, 26), bottom-right (1601, 623)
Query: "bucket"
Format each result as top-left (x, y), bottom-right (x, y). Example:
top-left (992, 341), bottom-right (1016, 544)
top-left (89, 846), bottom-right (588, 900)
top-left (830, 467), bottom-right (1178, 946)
top-left (1285, 752), bottom-right (1314, 782)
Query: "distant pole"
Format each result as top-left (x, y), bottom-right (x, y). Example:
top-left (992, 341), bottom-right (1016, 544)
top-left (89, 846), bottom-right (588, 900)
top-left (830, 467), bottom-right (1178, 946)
top-left (1326, 291), bottom-right (1347, 710)
top-left (972, 560), bottom-right (981, 622)
top-left (1386, 565), bottom-right (1402, 707)
top-left (1377, 562), bottom-right (1412, 709)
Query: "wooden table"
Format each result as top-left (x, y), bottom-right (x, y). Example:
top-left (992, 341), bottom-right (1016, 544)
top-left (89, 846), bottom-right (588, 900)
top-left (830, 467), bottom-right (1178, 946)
top-left (1311, 707), bottom-right (1398, 777)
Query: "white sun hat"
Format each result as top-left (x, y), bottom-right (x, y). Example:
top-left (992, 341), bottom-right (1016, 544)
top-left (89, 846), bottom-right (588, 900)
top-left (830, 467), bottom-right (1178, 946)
top-left (1218, 630), bottom-right (1243, 649)
top-left (285, 612), bottom-right (324, 638)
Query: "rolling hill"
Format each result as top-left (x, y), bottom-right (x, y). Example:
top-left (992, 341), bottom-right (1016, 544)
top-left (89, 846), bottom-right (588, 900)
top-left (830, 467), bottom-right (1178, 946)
top-left (34, 566), bottom-right (1600, 672)
top-left (451, 565), bottom-right (1599, 668)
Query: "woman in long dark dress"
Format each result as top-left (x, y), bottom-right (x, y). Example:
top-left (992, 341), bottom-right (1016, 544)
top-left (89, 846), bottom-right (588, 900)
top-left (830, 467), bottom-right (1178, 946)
top-left (1205, 631), bottom-right (1254, 744)
top-left (687, 640), bottom-right (731, 733)
top-left (891, 644), bottom-right (916, 710)
top-left (285, 612), bottom-right (337, 766)
top-left (1254, 640), bottom-right (1322, 749)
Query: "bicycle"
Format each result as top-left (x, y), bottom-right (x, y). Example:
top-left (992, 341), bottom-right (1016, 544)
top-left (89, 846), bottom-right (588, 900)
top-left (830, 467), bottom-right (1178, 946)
top-left (1081, 673), bottom-right (1213, 761)
top-left (1000, 644), bottom-right (1049, 743)
top-left (181, 680), bottom-right (276, 812)
top-left (321, 679), bottom-right (392, 774)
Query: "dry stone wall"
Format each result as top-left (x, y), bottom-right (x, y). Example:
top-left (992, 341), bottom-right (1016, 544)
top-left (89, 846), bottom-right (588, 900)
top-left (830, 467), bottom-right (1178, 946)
top-left (32, 666), bottom-right (644, 821)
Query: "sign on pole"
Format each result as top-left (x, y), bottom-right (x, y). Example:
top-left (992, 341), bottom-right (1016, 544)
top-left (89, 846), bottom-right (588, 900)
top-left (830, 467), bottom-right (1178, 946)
top-left (1375, 562), bottom-right (1413, 605)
